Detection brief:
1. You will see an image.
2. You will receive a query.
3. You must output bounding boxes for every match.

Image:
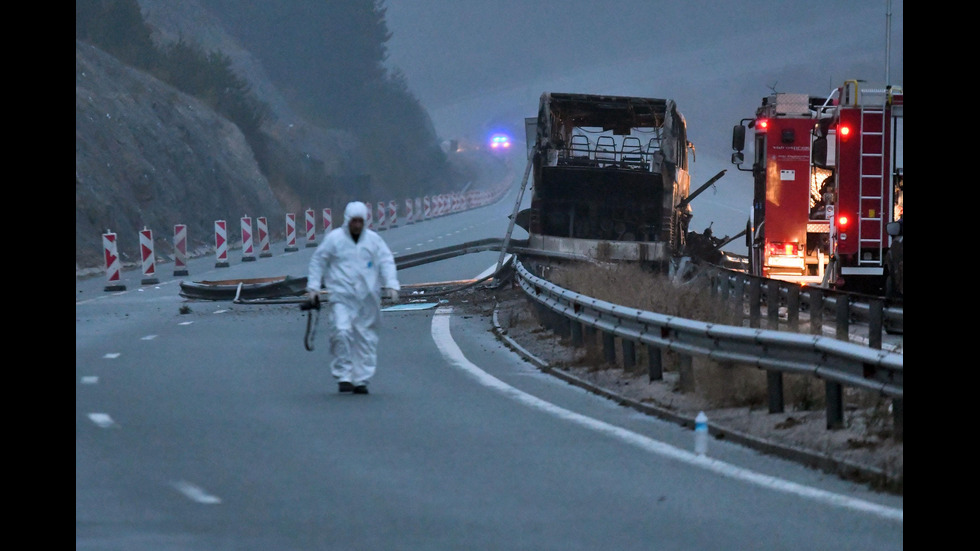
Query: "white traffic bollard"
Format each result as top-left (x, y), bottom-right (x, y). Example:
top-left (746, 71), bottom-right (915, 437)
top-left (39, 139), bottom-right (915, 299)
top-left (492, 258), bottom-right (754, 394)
top-left (405, 198), bottom-right (414, 224)
top-left (322, 207), bottom-right (332, 233)
top-left (102, 229), bottom-right (126, 292)
top-left (694, 411), bottom-right (708, 456)
top-left (388, 200), bottom-right (397, 228)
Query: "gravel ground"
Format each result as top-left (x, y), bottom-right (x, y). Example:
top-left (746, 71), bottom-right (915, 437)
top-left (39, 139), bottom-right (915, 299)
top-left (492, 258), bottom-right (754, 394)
top-left (444, 282), bottom-right (903, 496)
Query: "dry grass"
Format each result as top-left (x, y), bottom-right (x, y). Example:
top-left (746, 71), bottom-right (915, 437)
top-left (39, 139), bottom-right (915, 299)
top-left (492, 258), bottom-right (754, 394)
top-left (534, 261), bottom-right (860, 414)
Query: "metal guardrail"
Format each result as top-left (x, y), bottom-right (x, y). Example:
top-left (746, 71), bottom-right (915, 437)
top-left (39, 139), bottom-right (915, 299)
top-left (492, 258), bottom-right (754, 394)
top-left (515, 260), bottom-right (902, 397)
top-left (395, 237), bottom-right (515, 269)
top-left (698, 250), bottom-right (903, 332)
top-left (697, 262), bottom-right (903, 338)
top-left (513, 259), bottom-right (903, 434)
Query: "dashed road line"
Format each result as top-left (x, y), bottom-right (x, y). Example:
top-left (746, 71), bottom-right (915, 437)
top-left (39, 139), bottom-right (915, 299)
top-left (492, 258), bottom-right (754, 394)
top-left (88, 413), bottom-right (117, 428)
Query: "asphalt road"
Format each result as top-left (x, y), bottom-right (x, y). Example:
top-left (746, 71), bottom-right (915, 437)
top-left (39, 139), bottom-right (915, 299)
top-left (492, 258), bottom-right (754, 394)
top-left (77, 159), bottom-right (902, 550)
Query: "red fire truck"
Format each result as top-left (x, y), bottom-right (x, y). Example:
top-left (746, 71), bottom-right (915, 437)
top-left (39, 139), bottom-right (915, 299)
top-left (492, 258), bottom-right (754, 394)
top-left (732, 80), bottom-right (903, 295)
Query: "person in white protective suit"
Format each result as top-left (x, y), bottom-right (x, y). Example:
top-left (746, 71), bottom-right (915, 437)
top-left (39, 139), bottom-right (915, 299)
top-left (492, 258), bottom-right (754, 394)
top-left (305, 201), bottom-right (401, 394)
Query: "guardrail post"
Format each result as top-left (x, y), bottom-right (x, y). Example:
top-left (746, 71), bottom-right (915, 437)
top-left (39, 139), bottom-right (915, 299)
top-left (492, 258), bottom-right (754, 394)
top-left (892, 398), bottom-right (903, 441)
top-left (583, 323), bottom-right (596, 346)
top-left (808, 288), bottom-right (823, 335)
top-left (825, 381), bottom-right (844, 430)
top-left (556, 312), bottom-right (571, 338)
top-left (678, 354), bottom-right (695, 393)
top-left (868, 298), bottom-right (883, 349)
top-left (767, 279), bottom-right (780, 329)
top-left (622, 340), bottom-right (636, 372)
top-left (647, 344), bottom-right (663, 382)
top-left (767, 371), bottom-right (784, 413)
top-left (786, 285), bottom-right (800, 331)
top-left (603, 331), bottom-right (616, 365)
top-left (835, 294), bottom-right (850, 341)
top-left (570, 320), bottom-right (583, 347)
top-left (749, 278), bottom-right (762, 328)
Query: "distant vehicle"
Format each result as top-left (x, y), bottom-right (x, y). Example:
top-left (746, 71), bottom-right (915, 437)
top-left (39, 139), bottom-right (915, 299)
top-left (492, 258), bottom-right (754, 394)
top-left (489, 133), bottom-right (512, 150)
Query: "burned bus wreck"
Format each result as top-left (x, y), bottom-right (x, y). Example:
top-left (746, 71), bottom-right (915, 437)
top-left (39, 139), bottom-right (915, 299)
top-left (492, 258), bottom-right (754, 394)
top-left (518, 92), bottom-right (693, 269)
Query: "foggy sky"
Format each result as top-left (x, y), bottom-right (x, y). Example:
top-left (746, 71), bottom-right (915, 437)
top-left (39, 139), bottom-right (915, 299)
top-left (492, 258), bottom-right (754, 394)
top-left (383, 0), bottom-right (903, 241)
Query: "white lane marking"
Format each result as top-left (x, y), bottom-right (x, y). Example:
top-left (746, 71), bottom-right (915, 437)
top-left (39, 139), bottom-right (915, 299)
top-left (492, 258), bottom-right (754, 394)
top-left (179, 321), bottom-right (194, 326)
top-left (141, 335), bottom-right (158, 340)
top-left (88, 413), bottom-right (117, 428)
top-left (103, 353), bottom-right (121, 359)
top-left (213, 309), bottom-right (229, 314)
top-left (172, 481), bottom-right (222, 504)
top-left (81, 376), bottom-right (98, 384)
top-left (430, 307), bottom-right (902, 523)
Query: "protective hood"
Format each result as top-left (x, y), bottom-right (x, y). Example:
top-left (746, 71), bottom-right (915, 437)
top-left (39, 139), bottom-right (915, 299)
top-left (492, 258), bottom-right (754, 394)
top-left (344, 201), bottom-right (368, 228)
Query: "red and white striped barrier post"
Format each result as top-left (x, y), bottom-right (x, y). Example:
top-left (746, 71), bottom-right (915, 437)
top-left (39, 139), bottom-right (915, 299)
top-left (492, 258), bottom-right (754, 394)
top-left (257, 216), bottom-right (272, 258)
top-left (322, 207), bottom-right (332, 234)
top-left (102, 229), bottom-right (126, 292)
top-left (285, 213), bottom-right (298, 252)
top-left (405, 198), bottom-right (414, 224)
top-left (241, 215), bottom-right (256, 262)
top-left (376, 201), bottom-right (386, 230)
top-left (388, 200), bottom-right (397, 228)
top-left (140, 227), bottom-right (159, 285)
top-left (173, 224), bottom-right (189, 276)
top-left (423, 196), bottom-right (431, 219)
top-left (214, 220), bottom-right (230, 267)
top-left (415, 197), bottom-right (422, 222)
top-left (366, 202), bottom-right (374, 229)
top-left (305, 208), bottom-right (317, 247)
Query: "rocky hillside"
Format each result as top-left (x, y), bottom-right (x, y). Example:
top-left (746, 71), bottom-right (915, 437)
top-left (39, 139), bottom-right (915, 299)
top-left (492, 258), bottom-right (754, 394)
top-left (76, 39), bottom-right (285, 272)
top-left (75, 0), bottom-right (464, 276)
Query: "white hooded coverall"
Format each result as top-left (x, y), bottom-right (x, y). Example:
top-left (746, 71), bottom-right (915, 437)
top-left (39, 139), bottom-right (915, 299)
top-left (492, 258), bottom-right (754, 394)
top-left (306, 201), bottom-right (400, 387)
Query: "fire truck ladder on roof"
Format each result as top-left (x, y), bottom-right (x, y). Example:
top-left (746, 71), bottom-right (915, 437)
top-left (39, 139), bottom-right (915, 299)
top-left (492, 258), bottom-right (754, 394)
top-left (855, 93), bottom-right (887, 265)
